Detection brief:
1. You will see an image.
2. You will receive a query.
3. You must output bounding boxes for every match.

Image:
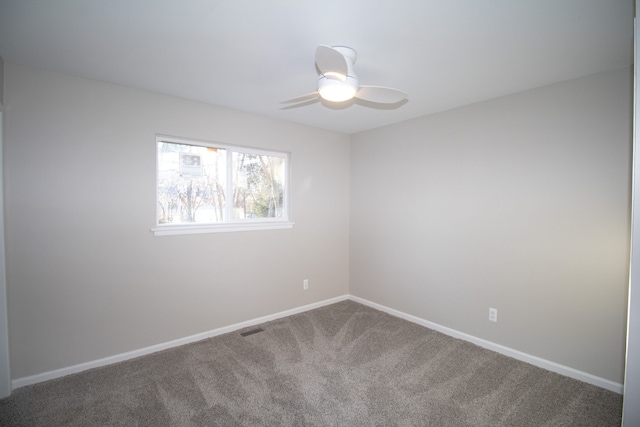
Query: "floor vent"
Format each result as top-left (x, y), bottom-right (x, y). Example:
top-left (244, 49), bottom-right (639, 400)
top-left (240, 328), bottom-right (264, 337)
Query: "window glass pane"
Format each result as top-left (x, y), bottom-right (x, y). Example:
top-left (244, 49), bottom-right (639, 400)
top-left (232, 152), bottom-right (285, 219)
top-left (157, 142), bottom-right (227, 224)
top-left (155, 136), bottom-right (291, 235)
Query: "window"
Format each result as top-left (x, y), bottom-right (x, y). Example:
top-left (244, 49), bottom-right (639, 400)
top-left (152, 135), bottom-right (292, 236)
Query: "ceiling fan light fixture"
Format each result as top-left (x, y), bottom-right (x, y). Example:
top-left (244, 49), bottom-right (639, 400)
top-left (281, 45), bottom-right (407, 108)
top-left (317, 76), bottom-right (357, 102)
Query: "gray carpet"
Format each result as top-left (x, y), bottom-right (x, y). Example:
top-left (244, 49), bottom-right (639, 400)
top-left (0, 300), bottom-right (623, 426)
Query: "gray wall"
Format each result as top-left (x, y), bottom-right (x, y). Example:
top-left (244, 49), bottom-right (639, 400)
top-left (0, 53), bottom-right (11, 397)
top-left (350, 67), bottom-right (632, 383)
top-left (3, 61), bottom-right (632, 386)
top-left (3, 63), bottom-right (350, 379)
top-left (0, 54), bottom-right (4, 107)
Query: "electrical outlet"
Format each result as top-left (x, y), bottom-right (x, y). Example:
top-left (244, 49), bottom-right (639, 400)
top-left (489, 308), bottom-right (498, 322)
top-left (303, 279), bottom-right (309, 290)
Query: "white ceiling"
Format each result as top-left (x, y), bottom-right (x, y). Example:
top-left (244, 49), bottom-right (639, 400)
top-left (0, 0), bottom-right (634, 134)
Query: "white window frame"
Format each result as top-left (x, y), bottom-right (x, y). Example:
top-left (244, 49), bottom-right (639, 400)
top-left (152, 135), bottom-right (293, 236)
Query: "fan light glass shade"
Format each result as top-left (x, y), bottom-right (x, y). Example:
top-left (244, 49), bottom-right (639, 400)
top-left (318, 79), bottom-right (357, 102)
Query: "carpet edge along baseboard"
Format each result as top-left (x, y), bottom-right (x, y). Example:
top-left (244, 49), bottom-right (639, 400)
top-left (11, 294), bottom-right (623, 395)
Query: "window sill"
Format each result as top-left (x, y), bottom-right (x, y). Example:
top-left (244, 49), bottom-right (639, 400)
top-left (151, 221), bottom-right (294, 236)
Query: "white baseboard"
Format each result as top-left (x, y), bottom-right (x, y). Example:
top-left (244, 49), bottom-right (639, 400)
top-left (11, 295), bottom-right (349, 390)
top-left (12, 293), bottom-right (623, 394)
top-left (348, 295), bottom-right (623, 394)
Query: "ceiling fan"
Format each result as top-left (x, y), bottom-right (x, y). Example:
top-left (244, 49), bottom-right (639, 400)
top-left (282, 45), bottom-right (408, 107)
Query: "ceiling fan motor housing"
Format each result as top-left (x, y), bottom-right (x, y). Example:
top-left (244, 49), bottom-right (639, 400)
top-left (331, 46), bottom-right (357, 65)
top-left (316, 46), bottom-right (359, 102)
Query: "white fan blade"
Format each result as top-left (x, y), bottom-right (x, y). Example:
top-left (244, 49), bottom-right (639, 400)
top-left (315, 45), bottom-right (348, 82)
top-left (355, 85), bottom-right (407, 104)
top-left (281, 92), bottom-right (319, 104)
top-left (280, 97), bottom-right (321, 110)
